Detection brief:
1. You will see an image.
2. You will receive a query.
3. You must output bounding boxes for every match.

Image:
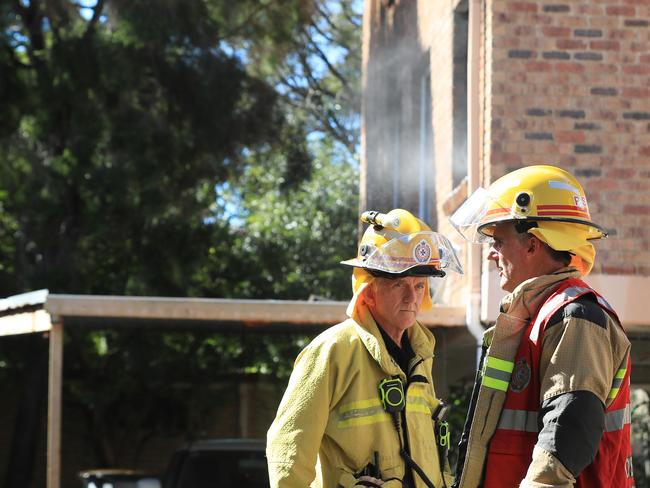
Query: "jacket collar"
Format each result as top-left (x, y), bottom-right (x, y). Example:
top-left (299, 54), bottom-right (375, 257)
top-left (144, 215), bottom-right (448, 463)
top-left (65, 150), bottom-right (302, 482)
top-left (353, 304), bottom-right (435, 376)
top-left (500, 267), bottom-right (582, 319)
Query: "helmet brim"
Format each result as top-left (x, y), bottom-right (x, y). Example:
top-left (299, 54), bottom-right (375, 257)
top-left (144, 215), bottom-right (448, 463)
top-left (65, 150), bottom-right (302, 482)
top-left (477, 217), bottom-right (608, 240)
top-left (367, 267), bottom-right (446, 279)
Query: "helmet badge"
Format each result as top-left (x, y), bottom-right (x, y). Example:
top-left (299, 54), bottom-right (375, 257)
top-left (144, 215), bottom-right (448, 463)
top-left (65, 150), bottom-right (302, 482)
top-left (413, 240), bottom-right (432, 264)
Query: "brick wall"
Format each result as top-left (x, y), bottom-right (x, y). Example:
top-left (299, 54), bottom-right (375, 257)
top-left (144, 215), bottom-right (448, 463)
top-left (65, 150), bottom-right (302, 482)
top-left (485, 0), bottom-right (650, 276)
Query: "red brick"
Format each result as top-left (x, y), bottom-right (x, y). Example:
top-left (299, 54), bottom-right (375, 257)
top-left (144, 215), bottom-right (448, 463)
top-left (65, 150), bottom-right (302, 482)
top-left (511, 2), bottom-right (538, 13)
top-left (639, 146), bottom-right (650, 156)
top-left (601, 265), bottom-right (637, 275)
top-left (514, 26), bottom-right (535, 36)
top-left (641, 54), bottom-right (650, 63)
top-left (556, 131), bottom-right (587, 143)
top-left (623, 87), bottom-right (650, 97)
top-left (578, 5), bottom-right (604, 15)
top-left (525, 61), bottom-right (553, 71)
top-left (624, 204), bottom-right (650, 215)
top-left (557, 39), bottom-right (588, 49)
top-left (606, 6), bottom-right (636, 15)
top-left (593, 64), bottom-right (619, 74)
top-left (609, 29), bottom-right (638, 40)
top-left (495, 152), bottom-right (523, 165)
top-left (630, 42), bottom-right (649, 52)
top-left (542, 26), bottom-right (571, 37)
top-left (606, 168), bottom-right (637, 178)
top-left (623, 64), bottom-right (650, 75)
top-left (623, 0), bottom-right (650, 4)
top-left (556, 62), bottom-right (585, 73)
top-left (588, 179), bottom-right (620, 191)
top-left (590, 40), bottom-right (621, 50)
top-left (532, 14), bottom-right (554, 24)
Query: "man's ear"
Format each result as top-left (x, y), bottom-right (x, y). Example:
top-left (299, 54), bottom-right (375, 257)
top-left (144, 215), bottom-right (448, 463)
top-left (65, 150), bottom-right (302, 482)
top-left (526, 234), bottom-right (544, 256)
top-left (361, 282), bottom-right (375, 308)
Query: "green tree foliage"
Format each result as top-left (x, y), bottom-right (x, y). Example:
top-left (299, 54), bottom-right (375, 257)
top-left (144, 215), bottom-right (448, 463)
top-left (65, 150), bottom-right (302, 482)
top-left (196, 142), bottom-right (359, 300)
top-left (0, 0), bottom-right (361, 481)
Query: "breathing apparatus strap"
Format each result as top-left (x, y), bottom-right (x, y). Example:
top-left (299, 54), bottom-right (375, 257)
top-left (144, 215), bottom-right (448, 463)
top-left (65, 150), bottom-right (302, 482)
top-left (380, 377), bottom-right (437, 488)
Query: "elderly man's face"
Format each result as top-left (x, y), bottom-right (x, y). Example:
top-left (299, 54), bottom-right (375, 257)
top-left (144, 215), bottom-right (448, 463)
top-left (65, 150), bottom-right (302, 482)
top-left (365, 276), bottom-right (427, 332)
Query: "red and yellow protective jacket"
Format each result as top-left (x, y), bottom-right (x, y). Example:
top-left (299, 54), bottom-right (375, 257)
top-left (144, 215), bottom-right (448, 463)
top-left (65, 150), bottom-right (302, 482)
top-left (483, 278), bottom-right (633, 487)
top-left (453, 269), bottom-right (633, 488)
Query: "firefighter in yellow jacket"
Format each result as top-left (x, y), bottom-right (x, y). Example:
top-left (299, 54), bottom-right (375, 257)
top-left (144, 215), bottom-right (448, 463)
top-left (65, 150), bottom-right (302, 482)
top-left (449, 165), bottom-right (633, 488)
top-left (266, 209), bottom-right (463, 488)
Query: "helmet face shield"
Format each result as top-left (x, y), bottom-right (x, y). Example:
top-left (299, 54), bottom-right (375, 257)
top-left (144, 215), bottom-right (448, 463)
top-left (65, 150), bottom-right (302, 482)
top-left (449, 187), bottom-right (503, 243)
top-left (357, 230), bottom-right (463, 276)
top-left (342, 208), bottom-right (464, 279)
top-left (450, 165), bottom-right (608, 244)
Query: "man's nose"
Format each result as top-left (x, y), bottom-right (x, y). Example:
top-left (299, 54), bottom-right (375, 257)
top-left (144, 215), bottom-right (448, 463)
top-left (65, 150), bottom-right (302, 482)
top-left (403, 285), bottom-right (417, 302)
top-left (487, 247), bottom-right (498, 262)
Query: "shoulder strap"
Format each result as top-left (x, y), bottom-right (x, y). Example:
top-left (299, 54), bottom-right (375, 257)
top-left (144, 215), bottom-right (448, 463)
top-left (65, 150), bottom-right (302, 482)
top-left (529, 278), bottom-right (621, 345)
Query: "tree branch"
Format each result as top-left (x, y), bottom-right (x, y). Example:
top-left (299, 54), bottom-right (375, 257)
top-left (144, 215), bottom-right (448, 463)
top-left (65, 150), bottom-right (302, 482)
top-left (300, 28), bottom-right (349, 90)
top-left (83, 0), bottom-right (105, 40)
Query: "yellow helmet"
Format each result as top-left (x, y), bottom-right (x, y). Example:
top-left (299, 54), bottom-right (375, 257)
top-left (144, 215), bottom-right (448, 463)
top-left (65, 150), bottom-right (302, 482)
top-left (343, 209), bottom-right (463, 318)
top-left (450, 165), bottom-right (607, 275)
top-left (341, 209), bottom-right (463, 278)
top-left (450, 165), bottom-right (607, 242)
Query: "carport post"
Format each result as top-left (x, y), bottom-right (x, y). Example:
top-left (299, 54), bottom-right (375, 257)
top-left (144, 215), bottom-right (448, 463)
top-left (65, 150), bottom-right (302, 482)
top-left (47, 318), bottom-right (63, 488)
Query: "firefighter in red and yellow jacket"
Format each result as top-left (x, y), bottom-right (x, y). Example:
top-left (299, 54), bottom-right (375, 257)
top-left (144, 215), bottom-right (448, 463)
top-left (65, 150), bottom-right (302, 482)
top-left (449, 165), bottom-right (633, 488)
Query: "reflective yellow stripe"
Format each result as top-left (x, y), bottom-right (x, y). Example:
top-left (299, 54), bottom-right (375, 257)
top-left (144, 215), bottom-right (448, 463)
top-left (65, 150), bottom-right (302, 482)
top-left (339, 398), bottom-right (382, 414)
top-left (338, 412), bottom-right (391, 428)
top-left (408, 386), bottom-right (436, 406)
top-left (406, 403), bottom-right (432, 415)
top-left (608, 368), bottom-right (627, 399)
top-left (486, 356), bottom-right (515, 373)
top-left (483, 356), bottom-right (514, 391)
top-left (483, 376), bottom-right (509, 392)
top-left (406, 387), bottom-right (435, 415)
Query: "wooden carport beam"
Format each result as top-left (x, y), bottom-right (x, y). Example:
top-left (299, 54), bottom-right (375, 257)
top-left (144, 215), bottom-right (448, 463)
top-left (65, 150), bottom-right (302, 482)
top-left (44, 294), bottom-right (465, 327)
top-left (47, 319), bottom-right (63, 488)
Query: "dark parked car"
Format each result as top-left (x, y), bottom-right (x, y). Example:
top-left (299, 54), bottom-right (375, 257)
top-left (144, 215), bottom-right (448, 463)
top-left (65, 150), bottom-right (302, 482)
top-left (78, 469), bottom-right (161, 488)
top-left (163, 438), bottom-right (268, 488)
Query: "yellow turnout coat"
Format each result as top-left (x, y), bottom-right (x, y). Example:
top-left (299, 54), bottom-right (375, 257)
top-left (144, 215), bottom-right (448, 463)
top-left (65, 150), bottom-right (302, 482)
top-left (266, 304), bottom-right (447, 488)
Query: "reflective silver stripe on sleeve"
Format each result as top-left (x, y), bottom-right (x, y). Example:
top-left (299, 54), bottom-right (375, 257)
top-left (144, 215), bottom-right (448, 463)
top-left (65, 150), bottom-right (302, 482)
top-left (497, 409), bottom-right (538, 432)
top-left (605, 404), bottom-right (631, 432)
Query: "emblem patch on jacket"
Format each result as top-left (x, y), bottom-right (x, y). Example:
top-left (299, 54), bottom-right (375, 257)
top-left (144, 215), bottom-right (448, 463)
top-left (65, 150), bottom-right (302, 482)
top-left (510, 358), bottom-right (531, 393)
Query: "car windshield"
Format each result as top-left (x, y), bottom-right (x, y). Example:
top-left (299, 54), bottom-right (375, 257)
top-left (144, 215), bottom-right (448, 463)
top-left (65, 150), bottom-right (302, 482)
top-left (175, 450), bottom-right (268, 488)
